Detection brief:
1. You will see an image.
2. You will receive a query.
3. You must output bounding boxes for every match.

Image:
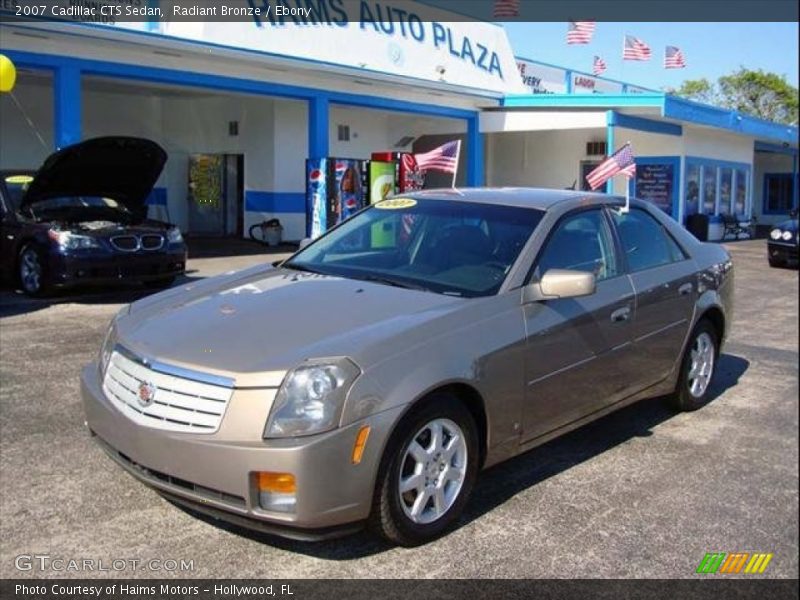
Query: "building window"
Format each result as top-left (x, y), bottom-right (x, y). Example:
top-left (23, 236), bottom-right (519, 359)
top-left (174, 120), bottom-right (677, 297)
top-left (719, 167), bottom-right (733, 215)
top-left (701, 166), bottom-right (717, 215)
top-left (733, 168), bottom-right (747, 216)
top-left (688, 159), bottom-right (751, 218)
top-left (763, 173), bottom-right (796, 215)
top-left (685, 164), bottom-right (700, 217)
top-left (337, 124), bottom-right (350, 142)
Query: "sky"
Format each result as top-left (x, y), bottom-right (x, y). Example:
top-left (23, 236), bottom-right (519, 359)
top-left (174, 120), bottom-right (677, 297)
top-left (503, 22), bottom-right (799, 91)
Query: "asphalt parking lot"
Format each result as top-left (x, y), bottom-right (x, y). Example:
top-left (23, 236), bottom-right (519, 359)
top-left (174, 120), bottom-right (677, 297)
top-left (0, 239), bottom-right (797, 579)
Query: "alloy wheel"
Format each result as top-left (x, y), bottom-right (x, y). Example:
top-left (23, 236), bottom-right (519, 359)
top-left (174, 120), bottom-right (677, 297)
top-left (397, 418), bottom-right (468, 525)
top-left (688, 331), bottom-right (715, 398)
top-left (19, 248), bottom-right (42, 294)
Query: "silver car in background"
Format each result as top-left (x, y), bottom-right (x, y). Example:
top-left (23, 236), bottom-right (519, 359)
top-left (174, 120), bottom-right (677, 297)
top-left (81, 189), bottom-right (733, 546)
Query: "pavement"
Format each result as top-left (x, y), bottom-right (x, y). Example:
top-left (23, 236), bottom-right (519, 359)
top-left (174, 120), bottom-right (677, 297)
top-left (0, 239), bottom-right (797, 579)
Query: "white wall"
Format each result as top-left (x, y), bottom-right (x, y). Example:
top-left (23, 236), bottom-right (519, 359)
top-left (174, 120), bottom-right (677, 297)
top-left (683, 127), bottom-right (755, 163)
top-left (0, 76), bottom-right (54, 168)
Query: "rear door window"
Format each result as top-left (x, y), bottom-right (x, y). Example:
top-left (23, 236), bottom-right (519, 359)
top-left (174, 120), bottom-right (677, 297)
top-left (611, 208), bottom-right (687, 272)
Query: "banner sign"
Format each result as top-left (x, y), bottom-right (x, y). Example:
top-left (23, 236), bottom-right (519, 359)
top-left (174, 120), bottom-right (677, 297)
top-left (570, 72), bottom-right (624, 94)
top-left (515, 59), bottom-right (566, 94)
top-left (635, 162), bottom-right (676, 215)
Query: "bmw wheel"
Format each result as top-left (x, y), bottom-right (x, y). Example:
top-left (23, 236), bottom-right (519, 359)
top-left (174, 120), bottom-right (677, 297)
top-left (18, 245), bottom-right (50, 297)
top-left (669, 319), bottom-right (719, 412)
top-left (369, 394), bottom-right (478, 546)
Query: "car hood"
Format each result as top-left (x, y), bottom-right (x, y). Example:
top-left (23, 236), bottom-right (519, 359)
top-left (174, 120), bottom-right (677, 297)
top-left (774, 218), bottom-right (799, 233)
top-left (117, 265), bottom-right (465, 384)
top-left (20, 137), bottom-right (166, 212)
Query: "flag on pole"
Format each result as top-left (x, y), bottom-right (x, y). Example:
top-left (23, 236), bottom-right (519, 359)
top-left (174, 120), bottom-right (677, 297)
top-left (623, 35), bottom-right (652, 61)
top-left (414, 140), bottom-right (461, 175)
top-left (567, 21), bottom-right (596, 44)
top-left (664, 45), bottom-right (687, 69)
top-left (586, 144), bottom-right (636, 190)
top-left (592, 55), bottom-right (607, 76)
top-left (493, 0), bottom-right (520, 18)
top-left (620, 163), bottom-right (636, 179)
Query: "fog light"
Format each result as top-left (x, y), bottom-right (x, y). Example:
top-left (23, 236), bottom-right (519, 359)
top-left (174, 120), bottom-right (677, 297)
top-left (255, 471), bottom-right (296, 513)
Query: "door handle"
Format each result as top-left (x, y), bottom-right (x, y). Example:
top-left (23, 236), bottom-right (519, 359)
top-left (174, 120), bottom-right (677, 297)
top-left (610, 306), bottom-right (631, 323)
top-left (678, 283), bottom-right (693, 296)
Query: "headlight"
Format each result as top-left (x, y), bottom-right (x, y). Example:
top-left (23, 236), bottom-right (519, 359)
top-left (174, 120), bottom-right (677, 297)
top-left (167, 227), bottom-right (183, 244)
top-left (781, 230), bottom-right (793, 241)
top-left (48, 230), bottom-right (101, 249)
top-left (770, 229), bottom-right (782, 240)
top-left (264, 358), bottom-right (360, 438)
top-left (98, 320), bottom-right (118, 376)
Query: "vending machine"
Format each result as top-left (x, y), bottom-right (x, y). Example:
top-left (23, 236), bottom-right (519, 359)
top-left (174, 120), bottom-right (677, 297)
top-left (370, 152), bottom-right (424, 193)
top-left (306, 158), bottom-right (397, 238)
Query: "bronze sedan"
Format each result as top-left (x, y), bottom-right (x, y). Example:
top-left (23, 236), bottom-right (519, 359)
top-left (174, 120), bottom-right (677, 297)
top-left (82, 189), bottom-right (733, 546)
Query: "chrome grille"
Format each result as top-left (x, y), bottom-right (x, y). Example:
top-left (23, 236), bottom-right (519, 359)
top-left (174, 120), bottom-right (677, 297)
top-left (102, 349), bottom-right (233, 434)
top-left (140, 234), bottom-right (165, 251)
top-left (110, 235), bottom-right (139, 252)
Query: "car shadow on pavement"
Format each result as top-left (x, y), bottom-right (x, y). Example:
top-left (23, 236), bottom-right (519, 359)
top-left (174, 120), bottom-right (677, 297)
top-left (176, 353), bottom-right (749, 559)
top-left (0, 271), bottom-right (206, 318)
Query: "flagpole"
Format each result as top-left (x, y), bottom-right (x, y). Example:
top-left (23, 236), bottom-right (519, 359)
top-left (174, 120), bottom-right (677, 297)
top-left (451, 139), bottom-right (462, 188)
top-left (622, 139), bottom-right (632, 213)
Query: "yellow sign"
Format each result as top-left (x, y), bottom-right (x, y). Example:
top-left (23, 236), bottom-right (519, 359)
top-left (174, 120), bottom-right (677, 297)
top-left (0, 54), bottom-right (17, 93)
top-left (5, 175), bottom-right (34, 185)
top-left (374, 198), bottom-right (417, 210)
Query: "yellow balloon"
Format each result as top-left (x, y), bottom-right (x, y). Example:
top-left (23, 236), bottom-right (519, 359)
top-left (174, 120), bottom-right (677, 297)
top-left (0, 54), bottom-right (17, 93)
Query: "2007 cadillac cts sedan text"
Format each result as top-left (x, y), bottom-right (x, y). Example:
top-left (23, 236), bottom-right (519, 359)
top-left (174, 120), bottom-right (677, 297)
top-left (82, 189), bottom-right (733, 546)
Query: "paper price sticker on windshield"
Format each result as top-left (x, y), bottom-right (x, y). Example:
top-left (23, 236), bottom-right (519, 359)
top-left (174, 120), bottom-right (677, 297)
top-left (375, 198), bottom-right (417, 210)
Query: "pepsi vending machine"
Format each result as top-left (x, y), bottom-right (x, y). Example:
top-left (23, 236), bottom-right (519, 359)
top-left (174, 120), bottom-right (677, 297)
top-left (306, 158), bottom-right (369, 238)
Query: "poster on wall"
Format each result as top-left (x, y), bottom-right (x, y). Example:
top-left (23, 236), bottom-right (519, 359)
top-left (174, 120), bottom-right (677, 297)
top-left (635, 163), bottom-right (675, 215)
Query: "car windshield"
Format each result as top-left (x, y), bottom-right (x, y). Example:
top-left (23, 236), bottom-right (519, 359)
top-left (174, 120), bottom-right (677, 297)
top-left (285, 198), bottom-right (544, 297)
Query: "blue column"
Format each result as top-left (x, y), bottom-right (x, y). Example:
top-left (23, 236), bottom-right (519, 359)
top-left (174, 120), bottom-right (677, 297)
top-left (307, 95), bottom-right (329, 159)
top-left (565, 70), bottom-right (573, 94)
top-left (605, 116), bottom-right (615, 194)
top-left (54, 65), bottom-right (81, 150)
top-left (466, 115), bottom-right (483, 187)
top-left (793, 152), bottom-right (799, 210)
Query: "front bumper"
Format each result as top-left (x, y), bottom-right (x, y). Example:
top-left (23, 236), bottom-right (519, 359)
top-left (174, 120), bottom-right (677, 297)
top-left (81, 364), bottom-right (401, 538)
top-left (767, 241), bottom-right (799, 265)
top-left (49, 246), bottom-right (187, 287)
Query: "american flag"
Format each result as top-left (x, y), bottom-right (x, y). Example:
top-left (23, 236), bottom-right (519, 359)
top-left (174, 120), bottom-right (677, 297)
top-left (493, 0), bottom-right (520, 17)
top-left (592, 55), bottom-right (607, 76)
top-left (567, 21), bottom-right (596, 44)
top-left (664, 45), bottom-right (687, 69)
top-left (586, 144), bottom-right (636, 190)
top-left (620, 163), bottom-right (636, 179)
top-left (414, 140), bottom-right (461, 175)
top-left (623, 35), bottom-right (652, 61)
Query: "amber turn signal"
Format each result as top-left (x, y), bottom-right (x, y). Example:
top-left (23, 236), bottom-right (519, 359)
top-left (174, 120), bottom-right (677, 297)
top-left (256, 471), bottom-right (296, 494)
top-left (351, 425), bottom-right (371, 465)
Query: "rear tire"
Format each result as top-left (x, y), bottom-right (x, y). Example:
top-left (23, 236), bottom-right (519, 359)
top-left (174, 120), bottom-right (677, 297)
top-left (668, 319), bottom-right (719, 412)
top-left (18, 244), bottom-right (51, 297)
top-left (369, 394), bottom-right (479, 546)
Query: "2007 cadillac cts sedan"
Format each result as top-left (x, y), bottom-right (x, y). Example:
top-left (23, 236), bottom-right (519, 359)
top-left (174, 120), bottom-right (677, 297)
top-left (82, 189), bottom-right (733, 546)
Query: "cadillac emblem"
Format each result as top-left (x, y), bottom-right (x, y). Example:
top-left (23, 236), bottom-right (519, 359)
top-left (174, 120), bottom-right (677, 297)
top-left (137, 381), bottom-right (157, 408)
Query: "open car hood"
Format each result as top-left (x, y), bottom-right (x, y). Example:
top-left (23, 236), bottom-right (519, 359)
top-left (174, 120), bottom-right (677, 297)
top-left (20, 137), bottom-right (167, 212)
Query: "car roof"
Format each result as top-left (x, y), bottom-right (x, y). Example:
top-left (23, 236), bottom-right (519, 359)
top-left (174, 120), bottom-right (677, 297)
top-left (403, 187), bottom-right (624, 211)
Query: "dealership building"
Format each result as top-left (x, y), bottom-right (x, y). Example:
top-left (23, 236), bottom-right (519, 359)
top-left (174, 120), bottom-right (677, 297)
top-left (1, 4), bottom-right (798, 241)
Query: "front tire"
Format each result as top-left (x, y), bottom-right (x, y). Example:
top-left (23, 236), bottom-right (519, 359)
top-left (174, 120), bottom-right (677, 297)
top-left (369, 395), bottom-right (479, 546)
top-left (18, 244), bottom-right (50, 297)
top-left (668, 319), bottom-right (719, 412)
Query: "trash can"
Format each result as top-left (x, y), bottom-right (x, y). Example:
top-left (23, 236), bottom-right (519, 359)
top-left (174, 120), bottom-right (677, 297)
top-left (264, 218), bottom-right (283, 246)
top-left (707, 215), bottom-right (724, 242)
top-left (686, 213), bottom-right (709, 241)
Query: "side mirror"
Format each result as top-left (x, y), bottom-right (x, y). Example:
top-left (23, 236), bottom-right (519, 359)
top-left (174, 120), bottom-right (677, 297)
top-left (522, 269), bottom-right (597, 303)
top-left (298, 237), bottom-right (313, 250)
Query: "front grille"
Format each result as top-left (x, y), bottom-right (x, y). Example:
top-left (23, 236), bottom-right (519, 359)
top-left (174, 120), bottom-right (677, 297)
top-left (102, 349), bottom-right (233, 434)
top-left (140, 234), bottom-right (165, 251)
top-left (110, 235), bottom-right (139, 252)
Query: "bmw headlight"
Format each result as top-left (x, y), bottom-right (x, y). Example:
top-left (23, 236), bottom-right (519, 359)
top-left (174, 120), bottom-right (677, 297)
top-left (781, 230), bottom-right (793, 241)
top-left (49, 230), bottom-right (101, 250)
top-left (770, 229), bottom-right (782, 240)
top-left (264, 358), bottom-right (360, 438)
top-left (167, 227), bottom-right (183, 244)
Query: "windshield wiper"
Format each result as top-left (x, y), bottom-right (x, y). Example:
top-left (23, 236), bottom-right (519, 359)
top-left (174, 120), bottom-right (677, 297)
top-left (282, 262), bottom-right (324, 275)
top-left (355, 274), bottom-right (430, 292)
